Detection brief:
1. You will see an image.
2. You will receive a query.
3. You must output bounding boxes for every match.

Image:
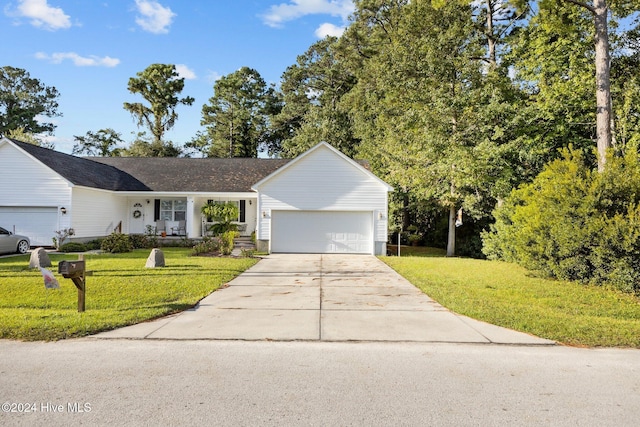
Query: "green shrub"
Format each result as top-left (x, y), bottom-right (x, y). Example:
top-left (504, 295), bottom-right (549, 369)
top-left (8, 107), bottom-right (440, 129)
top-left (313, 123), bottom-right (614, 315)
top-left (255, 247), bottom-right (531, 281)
top-left (101, 232), bottom-right (133, 253)
top-left (85, 239), bottom-right (103, 250)
top-left (59, 242), bottom-right (87, 252)
top-left (220, 230), bottom-right (238, 256)
top-left (482, 149), bottom-right (640, 293)
top-left (192, 236), bottom-right (220, 255)
top-left (128, 234), bottom-right (150, 249)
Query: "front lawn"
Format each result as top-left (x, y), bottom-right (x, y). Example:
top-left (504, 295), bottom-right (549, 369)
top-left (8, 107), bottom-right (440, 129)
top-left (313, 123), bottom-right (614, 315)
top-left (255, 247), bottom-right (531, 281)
top-left (0, 248), bottom-right (257, 341)
top-left (382, 249), bottom-right (640, 348)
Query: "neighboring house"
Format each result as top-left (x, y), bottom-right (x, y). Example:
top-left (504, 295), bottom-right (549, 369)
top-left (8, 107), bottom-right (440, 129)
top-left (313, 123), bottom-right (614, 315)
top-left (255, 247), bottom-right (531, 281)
top-left (0, 138), bottom-right (392, 255)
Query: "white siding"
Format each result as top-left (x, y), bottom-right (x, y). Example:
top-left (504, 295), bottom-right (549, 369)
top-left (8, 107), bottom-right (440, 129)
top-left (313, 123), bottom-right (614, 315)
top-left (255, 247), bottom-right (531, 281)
top-left (256, 144), bottom-right (390, 245)
top-left (72, 187), bottom-right (128, 238)
top-left (0, 142), bottom-right (72, 207)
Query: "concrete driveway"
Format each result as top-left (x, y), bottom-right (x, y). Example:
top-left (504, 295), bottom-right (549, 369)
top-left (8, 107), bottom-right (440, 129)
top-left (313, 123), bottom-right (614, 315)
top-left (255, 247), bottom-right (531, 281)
top-left (97, 254), bottom-right (554, 345)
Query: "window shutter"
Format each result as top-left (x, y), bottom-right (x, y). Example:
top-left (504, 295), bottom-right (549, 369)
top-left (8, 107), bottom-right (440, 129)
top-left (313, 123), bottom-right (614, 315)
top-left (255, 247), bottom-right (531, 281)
top-left (239, 200), bottom-right (246, 223)
top-left (154, 199), bottom-right (160, 221)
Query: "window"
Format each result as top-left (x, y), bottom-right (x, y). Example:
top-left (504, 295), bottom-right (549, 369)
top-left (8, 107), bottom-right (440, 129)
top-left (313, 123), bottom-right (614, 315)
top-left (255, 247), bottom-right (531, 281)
top-left (160, 200), bottom-right (186, 221)
top-left (205, 200), bottom-right (244, 222)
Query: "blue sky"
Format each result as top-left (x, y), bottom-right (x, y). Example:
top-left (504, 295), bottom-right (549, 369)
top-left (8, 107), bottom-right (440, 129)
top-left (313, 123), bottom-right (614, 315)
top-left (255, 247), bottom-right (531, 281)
top-left (1, 0), bottom-right (355, 154)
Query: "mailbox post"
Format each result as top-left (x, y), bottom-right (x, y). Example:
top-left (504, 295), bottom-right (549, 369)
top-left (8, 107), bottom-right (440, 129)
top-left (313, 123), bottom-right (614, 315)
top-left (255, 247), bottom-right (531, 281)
top-left (58, 255), bottom-right (89, 312)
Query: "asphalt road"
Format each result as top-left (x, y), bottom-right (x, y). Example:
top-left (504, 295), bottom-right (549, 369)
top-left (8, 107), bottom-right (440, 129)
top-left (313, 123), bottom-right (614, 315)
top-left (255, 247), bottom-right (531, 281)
top-left (1, 339), bottom-right (639, 426)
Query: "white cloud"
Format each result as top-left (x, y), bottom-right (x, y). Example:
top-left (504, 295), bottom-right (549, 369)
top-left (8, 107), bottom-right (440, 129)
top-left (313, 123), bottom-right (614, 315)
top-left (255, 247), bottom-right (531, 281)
top-left (175, 64), bottom-right (196, 80)
top-left (134, 0), bottom-right (175, 34)
top-left (315, 22), bottom-right (345, 38)
top-left (10, 0), bottom-right (71, 30)
top-left (206, 71), bottom-right (222, 84)
top-left (35, 52), bottom-right (120, 67)
top-left (262, 0), bottom-right (354, 28)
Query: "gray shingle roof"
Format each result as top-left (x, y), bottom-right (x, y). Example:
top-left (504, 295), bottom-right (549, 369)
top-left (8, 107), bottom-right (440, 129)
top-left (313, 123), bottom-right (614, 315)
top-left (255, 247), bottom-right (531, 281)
top-left (8, 139), bottom-right (293, 193)
top-left (89, 157), bottom-right (291, 192)
top-left (10, 139), bottom-right (151, 191)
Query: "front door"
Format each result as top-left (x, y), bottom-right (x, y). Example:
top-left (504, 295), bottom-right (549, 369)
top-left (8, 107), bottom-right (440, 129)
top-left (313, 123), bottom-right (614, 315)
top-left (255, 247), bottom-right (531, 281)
top-left (130, 201), bottom-right (145, 234)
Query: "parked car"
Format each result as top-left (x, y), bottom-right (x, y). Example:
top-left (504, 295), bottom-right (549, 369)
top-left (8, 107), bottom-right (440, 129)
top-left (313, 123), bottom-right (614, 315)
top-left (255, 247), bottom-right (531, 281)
top-left (0, 226), bottom-right (30, 254)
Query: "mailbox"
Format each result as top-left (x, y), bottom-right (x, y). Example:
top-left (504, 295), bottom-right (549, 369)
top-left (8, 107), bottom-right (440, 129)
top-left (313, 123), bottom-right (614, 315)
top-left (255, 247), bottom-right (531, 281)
top-left (58, 260), bottom-right (85, 278)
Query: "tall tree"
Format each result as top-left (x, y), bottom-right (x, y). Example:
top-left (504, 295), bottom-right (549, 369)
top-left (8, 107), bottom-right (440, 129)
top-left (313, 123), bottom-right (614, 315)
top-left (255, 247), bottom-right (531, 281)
top-left (611, 21), bottom-right (640, 152)
top-left (123, 64), bottom-right (194, 149)
top-left (507, 4), bottom-right (597, 174)
top-left (514, 0), bottom-right (640, 171)
top-left (200, 67), bottom-right (273, 158)
top-left (276, 37), bottom-right (359, 158)
top-left (0, 66), bottom-right (61, 136)
top-left (72, 128), bottom-right (124, 156)
top-left (348, 0), bottom-right (506, 256)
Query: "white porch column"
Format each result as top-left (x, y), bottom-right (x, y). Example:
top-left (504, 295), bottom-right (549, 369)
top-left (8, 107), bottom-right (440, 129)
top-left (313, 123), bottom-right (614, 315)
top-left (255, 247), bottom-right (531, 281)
top-left (186, 196), bottom-right (195, 238)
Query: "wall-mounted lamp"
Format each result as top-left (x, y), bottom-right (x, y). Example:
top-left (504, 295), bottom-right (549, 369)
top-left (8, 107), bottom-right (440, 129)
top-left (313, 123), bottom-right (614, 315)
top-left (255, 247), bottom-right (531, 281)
top-left (60, 207), bottom-right (67, 214)
top-left (146, 199), bottom-right (150, 204)
top-left (249, 200), bottom-right (252, 205)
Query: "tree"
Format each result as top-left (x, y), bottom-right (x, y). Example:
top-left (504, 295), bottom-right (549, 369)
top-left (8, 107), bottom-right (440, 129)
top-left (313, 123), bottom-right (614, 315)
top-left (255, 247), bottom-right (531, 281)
top-left (346, 0), bottom-right (519, 256)
top-left (72, 128), bottom-right (124, 156)
top-left (0, 66), bottom-right (61, 136)
top-left (200, 67), bottom-right (274, 158)
top-left (507, 4), bottom-right (598, 174)
top-left (514, 0), bottom-right (640, 171)
top-left (123, 64), bottom-right (194, 148)
top-left (5, 127), bottom-right (54, 149)
top-left (611, 19), bottom-right (640, 152)
top-left (122, 132), bottom-right (182, 157)
top-left (276, 37), bottom-right (360, 158)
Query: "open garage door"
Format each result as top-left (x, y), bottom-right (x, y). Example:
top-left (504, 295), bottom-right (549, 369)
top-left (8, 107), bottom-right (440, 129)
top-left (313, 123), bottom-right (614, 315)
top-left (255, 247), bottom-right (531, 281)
top-left (0, 207), bottom-right (58, 246)
top-left (271, 210), bottom-right (373, 254)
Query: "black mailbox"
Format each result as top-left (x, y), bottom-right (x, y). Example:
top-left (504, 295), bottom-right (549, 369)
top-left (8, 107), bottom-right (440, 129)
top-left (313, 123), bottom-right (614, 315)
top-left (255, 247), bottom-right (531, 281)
top-left (58, 260), bottom-right (85, 278)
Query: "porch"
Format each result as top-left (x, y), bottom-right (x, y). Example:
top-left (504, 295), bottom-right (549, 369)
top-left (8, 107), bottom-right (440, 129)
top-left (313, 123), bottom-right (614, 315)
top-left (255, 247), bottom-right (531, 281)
top-left (126, 196), bottom-right (257, 239)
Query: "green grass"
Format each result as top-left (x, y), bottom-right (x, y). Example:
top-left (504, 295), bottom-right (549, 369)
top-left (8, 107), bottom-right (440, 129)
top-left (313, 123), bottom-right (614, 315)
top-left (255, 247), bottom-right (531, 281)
top-left (382, 248), bottom-right (640, 348)
top-left (0, 248), bottom-right (257, 341)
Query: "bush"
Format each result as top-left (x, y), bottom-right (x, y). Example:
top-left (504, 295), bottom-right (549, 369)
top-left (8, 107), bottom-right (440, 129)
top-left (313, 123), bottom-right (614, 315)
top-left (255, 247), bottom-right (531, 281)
top-left (128, 234), bottom-right (150, 249)
top-left (59, 242), bottom-right (87, 253)
top-left (85, 239), bottom-right (103, 250)
top-left (101, 232), bottom-right (133, 253)
top-left (482, 149), bottom-right (640, 293)
top-left (192, 236), bottom-right (220, 255)
top-left (220, 230), bottom-right (238, 256)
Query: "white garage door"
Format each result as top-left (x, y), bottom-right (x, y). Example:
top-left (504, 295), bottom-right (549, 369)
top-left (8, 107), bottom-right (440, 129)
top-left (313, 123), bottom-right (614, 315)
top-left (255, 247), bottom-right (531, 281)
top-left (0, 207), bottom-right (58, 246)
top-left (271, 211), bottom-right (373, 254)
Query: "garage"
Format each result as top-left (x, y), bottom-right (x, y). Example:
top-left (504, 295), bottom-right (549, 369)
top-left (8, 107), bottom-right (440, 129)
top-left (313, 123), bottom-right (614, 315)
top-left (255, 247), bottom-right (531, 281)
top-left (271, 211), bottom-right (373, 254)
top-left (252, 142), bottom-right (393, 255)
top-left (0, 207), bottom-right (58, 246)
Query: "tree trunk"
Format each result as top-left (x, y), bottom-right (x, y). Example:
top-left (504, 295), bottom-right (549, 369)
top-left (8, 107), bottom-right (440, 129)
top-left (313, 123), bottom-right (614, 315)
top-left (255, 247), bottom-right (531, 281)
top-left (561, 0), bottom-right (613, 171)
top-left (446, 204), bottom-right (456, 257)
top-left (485, 0), bottom-right (497, 68)
top-left (593, 0), bottom-right (612, 172)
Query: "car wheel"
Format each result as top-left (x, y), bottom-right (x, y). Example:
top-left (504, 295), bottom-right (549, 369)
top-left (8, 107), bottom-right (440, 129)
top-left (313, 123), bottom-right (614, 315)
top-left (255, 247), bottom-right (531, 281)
top-left (17, 240), bottom-right (29, 254)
